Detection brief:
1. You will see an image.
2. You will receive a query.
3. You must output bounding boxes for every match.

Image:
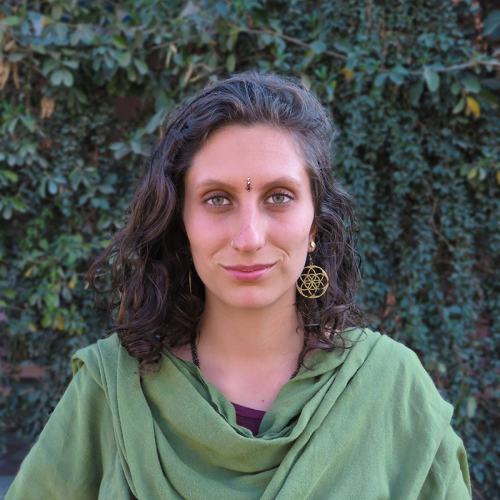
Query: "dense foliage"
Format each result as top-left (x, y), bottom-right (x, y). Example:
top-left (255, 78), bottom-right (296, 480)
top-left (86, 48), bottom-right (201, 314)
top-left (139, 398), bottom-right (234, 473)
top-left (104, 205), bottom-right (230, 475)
top-left (1, 0), bottom-right (499, 497)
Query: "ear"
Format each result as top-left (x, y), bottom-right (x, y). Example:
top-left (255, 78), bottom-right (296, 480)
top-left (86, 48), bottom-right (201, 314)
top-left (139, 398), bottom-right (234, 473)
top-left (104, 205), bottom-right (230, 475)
top-left (309, 220), bottom-right (318, 247)
top-left (310, 219), bottom-right (318, 237)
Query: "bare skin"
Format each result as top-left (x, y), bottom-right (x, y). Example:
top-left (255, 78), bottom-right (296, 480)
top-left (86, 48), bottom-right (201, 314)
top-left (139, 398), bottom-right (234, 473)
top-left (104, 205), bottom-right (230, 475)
top-left (175, 125), bottom-right (317, 411)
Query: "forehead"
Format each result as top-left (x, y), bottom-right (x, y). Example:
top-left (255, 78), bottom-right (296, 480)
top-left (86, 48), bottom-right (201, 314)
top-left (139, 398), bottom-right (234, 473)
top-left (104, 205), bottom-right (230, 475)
top-left (185, 125), bottom-right (310, 189)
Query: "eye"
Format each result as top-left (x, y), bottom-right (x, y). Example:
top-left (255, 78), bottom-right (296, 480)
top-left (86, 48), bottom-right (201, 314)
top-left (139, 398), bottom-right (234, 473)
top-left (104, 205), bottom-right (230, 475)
top-left (266, 191), bottom-right (294, 204)
top-left (204, 195), bottom-right (229, 206)
top-left (270, 194), bottom-right (287, 204)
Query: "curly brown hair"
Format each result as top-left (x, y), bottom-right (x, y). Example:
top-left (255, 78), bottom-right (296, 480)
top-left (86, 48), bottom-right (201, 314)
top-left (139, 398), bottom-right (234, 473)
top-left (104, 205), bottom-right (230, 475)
top-left (88, 72), bottom-right (366, 370)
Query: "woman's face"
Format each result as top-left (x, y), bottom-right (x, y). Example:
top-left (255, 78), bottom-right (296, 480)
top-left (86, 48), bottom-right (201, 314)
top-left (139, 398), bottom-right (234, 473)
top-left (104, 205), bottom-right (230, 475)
top-left (183, 124), bottom-right (316, 311)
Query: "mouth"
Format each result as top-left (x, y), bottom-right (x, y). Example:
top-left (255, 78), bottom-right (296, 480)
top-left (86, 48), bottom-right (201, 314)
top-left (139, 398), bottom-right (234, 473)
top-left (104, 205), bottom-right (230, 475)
top-left (222, 263), bottom-right (276, 282)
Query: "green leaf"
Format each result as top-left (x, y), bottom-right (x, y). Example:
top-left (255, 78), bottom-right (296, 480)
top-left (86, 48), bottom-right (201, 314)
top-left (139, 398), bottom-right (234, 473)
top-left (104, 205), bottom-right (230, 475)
top-left (146, 108), bottom-right (167, 134)
top-left (346, 57), bottom-right (357, 71)
top-left (126, 64), bottom-right (137, 82)
top-left (424, 68), bottom-right (440, 92)
top-left (483, 10), bottom-right (500, 36)
top-left (63, 60), bottom-right (79, 70)
top-left (374, 73), bottom-right (387, 87)
top-left (39, 239), bottom-right (49, 250)
top-left (98, 185), bottom-right (115, 194)
top-left (226, 54), bottom-right (236, 73)
top-left (389, 71), bottom-right (405, 85)
top-left (48, 180), bottom-right (58, 195)
top-left (119, 51), bottom-right (131, 68)
top-left (2, 170), bottom-right (18, 182)
top-left (409, 81), bottom-right (424, 106)
top-left (134, 59), bottom-right (149, 75)
top-left (310, 41), bottom-right (326, 54)
top-left (3, 16), bottom-right (20, 26)
top-left (31, 44), bottom-right (47, 54)
top-left (51, 70), bottom-right (64, 85)
top-left (113, 145), bottom-right (131, 160)
top-left (333, 40), bottom-right (352, 54)
top-left (112, 35), bottom-right (128, 50)
top-left (131, 140), bottom-right (143, 154)
top-left (467, 167), bottom-right (478, 180)
top-left (206, 53), bottom-right (217, 71)
top-left (451, 82), bottom-right (461, 95)
top-left (8, 53), bottom-right (25, 62)
top-left (104, 52), bottom-right (115, 69)
top-left (52, 4), bottom-right (63, 20)
top-left (477, 90), bottom-right (499, 109)
top-left (7, 118), bottom-right (19, 135)
top-left (462, 75), bottom-right (480, 94)
top-left (73, 88), bottom-right (88, 104)
top-left (70, 30), bottom-right (82, 46)
top-left (134, 30), bottom-right (144, 49)
top-left (452, 97), bottom-right (465, 114)
top-left (62, 70), bottom-right (74, 87)
top-left (12, 197), bottom-right (26, 211)
top-left (82, 24), bottom-right (96, 43)
top-left (54, 23), bottom-right (68, 41)
top-left (109, 142), bottom-right (126, 151)
top-left (392, 65), bottom-right (409, 76)
top-left (301, 74), bottom-right (311, 89)
top-left (466, 396), bottom-right (477, 418)
top-left (1, 204), bottom-right (13, 222)
top-left (42, 59), bottom-right (59, 76)
top-left (20, 115), bottom-right (36, 132)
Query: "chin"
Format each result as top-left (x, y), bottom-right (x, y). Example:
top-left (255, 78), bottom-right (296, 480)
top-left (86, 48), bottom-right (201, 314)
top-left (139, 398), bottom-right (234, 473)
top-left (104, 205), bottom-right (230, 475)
top-left (218, 286), bottom-right (293, 310)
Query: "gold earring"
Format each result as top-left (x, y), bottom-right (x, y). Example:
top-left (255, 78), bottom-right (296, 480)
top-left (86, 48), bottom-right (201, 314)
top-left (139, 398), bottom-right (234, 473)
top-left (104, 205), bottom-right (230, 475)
top-left (310, 241), bottom-right (316, 249)
top-left (296, 253), bottom-right (328, 299)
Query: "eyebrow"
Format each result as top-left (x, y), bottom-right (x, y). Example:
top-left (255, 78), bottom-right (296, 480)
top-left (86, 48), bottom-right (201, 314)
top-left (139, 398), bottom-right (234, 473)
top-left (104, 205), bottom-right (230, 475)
top-left (194, 175), bottom-right (304, 193)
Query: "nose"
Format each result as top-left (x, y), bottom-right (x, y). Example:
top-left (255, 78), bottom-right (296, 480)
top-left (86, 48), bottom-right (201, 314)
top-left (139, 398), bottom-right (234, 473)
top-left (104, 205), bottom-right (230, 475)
top-left (231, 205), bottom-right (265, 253)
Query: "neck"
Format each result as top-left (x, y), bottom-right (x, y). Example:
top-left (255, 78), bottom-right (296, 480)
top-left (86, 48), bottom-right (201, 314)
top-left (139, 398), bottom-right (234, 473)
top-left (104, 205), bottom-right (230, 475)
top-left (197, 290), bottom-right (305, 370)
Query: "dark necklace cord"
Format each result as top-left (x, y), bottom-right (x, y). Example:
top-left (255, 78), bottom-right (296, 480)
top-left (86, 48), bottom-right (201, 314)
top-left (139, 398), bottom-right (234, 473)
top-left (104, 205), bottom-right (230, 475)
top-left (190, 335), bottom-right (308, 380)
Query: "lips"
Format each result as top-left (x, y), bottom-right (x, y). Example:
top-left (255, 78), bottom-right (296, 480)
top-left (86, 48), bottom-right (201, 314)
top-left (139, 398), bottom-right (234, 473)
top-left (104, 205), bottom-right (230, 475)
top-left (224, 264), bottom-right (275, 272)
top-left (222, 263), bottom-right (275, 281)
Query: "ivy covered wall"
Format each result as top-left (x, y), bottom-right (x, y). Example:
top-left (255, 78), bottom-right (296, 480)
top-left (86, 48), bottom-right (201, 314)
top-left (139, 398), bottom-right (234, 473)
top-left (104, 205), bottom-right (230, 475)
top-left (0, 0), bottom-right (499, 497)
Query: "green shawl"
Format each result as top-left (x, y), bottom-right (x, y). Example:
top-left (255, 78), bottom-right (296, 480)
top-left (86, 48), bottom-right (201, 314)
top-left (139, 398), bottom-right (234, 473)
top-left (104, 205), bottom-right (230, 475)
top-left (6, 329), bottom-right (471, 499)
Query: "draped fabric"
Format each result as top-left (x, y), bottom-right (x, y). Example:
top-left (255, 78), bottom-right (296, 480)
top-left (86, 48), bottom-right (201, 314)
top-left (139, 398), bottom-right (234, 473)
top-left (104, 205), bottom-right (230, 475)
top-left (6, 329), bottom-right (471, 499)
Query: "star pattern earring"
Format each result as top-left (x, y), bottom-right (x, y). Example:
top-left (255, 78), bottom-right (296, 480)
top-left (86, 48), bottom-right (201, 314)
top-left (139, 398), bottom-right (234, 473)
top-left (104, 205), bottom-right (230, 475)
top-left (246, 177), bottom-right (252, 191)
top-left (296, 250), bottom-right (329, 299)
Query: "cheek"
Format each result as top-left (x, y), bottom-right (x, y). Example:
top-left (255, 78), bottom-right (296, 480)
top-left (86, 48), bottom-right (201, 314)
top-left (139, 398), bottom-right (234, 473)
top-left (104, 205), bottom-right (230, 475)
top-left (184, 212), bottom-right (227, 258)
top-left (275, 210), bottom-right (315, 245)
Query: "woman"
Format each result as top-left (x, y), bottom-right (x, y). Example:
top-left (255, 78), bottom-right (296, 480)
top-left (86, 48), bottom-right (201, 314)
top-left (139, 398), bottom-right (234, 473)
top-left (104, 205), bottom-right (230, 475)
top-left (7, 72), bottom-right (471, 499)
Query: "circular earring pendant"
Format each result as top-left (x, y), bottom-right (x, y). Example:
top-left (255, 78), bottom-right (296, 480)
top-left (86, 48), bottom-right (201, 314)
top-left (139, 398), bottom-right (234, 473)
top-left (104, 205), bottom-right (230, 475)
top-left (296, 256), bottom-right (329, 299)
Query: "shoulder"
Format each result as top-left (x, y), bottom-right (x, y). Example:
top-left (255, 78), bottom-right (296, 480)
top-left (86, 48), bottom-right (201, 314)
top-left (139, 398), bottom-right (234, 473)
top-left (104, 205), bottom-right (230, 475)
top-left (71, 333), bottom-right (137, 389)
top-left (355, 329), bottom-right (453, 422)
top-left (357, 328), bottom-right (432, 379)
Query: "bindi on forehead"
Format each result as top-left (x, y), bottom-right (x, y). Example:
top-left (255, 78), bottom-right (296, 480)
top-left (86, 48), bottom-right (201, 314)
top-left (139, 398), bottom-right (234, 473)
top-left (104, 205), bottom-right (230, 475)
top-left (191, 175), bottom-right (304, 194)
top-left (185, 125), bottom-right (311, 195)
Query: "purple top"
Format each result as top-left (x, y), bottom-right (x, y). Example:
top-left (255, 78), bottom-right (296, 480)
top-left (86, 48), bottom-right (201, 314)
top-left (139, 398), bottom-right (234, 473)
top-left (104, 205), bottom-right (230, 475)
top-left (231, 402), bottom-right (266, 436)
